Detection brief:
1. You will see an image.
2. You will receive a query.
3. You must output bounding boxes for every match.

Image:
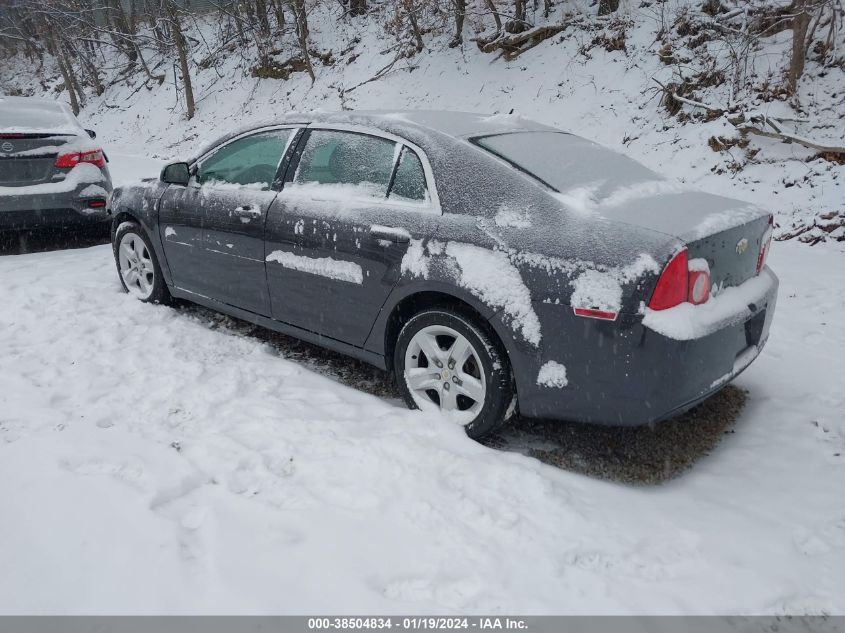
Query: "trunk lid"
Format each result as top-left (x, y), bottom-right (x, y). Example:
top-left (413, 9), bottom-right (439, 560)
top-left (599, 190), bottom-right (770, 290)
top-left (0, 134), bottom-right (75, 187)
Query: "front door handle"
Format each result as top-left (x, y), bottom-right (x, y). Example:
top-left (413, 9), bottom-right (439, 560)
top-left (370, 225), bottom-right (410, 244)
top-left (233, 205), bottom-right (262, 220)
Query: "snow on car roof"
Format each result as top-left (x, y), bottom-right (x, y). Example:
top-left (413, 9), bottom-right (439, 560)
top-left (0, 95), bottom-right (83, 134)
top-left (192, 110), bottom-right (557, 162)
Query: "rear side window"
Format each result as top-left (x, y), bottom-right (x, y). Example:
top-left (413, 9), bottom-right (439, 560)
top-left (293, 130), bottom-right (397, 198)
top-left (473, 131), bottom-right (658, 199)
top-left (388, 147), bottom-right (428, 203)
top-left (197, 129), bottom-right (292, 189)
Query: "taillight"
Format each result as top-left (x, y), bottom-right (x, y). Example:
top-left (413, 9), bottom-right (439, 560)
top-left (55, 149), bottom-right (106, 169)
top-left (757, 216), bottom-right (773, 274)
top-left (648, 249), bottom-right (689, 310)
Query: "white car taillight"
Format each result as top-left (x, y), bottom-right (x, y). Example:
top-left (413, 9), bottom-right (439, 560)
top-left (687, 258), bottom-right (710, 305)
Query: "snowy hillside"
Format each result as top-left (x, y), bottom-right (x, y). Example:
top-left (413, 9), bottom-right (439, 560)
top-left (1, 0), bottom-right (843, 243)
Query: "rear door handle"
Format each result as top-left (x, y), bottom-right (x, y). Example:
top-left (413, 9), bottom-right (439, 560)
top-left (370, 225), bottom-right (410, 244)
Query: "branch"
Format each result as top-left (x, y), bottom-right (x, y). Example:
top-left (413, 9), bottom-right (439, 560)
top-left (737, 125), bottom-right (845, 154)
top-left (652, 78), bottom-right (727, 114)
top-left (652, 78), bottom-right (845, 155)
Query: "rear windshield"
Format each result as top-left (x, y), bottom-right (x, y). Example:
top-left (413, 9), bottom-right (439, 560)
top-left (473, 131), bottom-right (658, 199)
top-left (0, 97), bottom-right (79, 134)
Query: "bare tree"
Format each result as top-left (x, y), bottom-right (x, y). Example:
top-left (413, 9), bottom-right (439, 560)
top-left (290, 0), bottom-right (315, 82)
top-left (165, 0), bottom-right (196, 119)
top-left (789, 0), bottom-right (811, 92)
top-left (450, 0), bottom-right (466, 46)
top-left (483, 0), bottom-right (502, 32)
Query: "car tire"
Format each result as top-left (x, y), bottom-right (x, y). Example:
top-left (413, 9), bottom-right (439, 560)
top-left (112, 221), bottom-right (171, 305)
top-left (394, 307), bottom-right (514, 439)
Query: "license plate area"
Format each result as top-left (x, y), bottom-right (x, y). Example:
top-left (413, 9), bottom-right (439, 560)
top-left (0, 157), bottom-right (56, 185)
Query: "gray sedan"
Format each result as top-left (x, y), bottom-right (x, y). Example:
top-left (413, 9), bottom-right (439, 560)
top-left (0, 96), bottom-right (112, 232)
top-left (109, 111), bottom-right (778, 439)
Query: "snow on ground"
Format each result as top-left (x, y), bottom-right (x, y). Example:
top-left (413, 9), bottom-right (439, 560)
top-left (1, 4), bottom-right (843, 612)
top-left (0, 154), bottom-right (843, 614)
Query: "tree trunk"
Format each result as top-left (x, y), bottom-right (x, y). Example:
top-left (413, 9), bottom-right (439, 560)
top-left (450, 0), bottom-right (466, 46)
top-left (255, 0), bottom-right (271, 35)
top-left (291, 0), bottom-right (315, 83)
top-left (167, 3), bottom-right (195, 120)
top-left (61, 43), bottom-right (87, 111)
top-left (483, 0), bottom-right (502, 32)
top-left (231, 1), bottom-right (248, 43)
top-left (789, 0), bottom-right (810, 93)
top-left (136, 41), bottom-right (165, 83)
top-left (506, 0), bottom-right (527, 32)
top-left (76, 44), bottom-right (105, 95)
top-left (270, 0), bottom-right (286, 29)
top-left (598, 0), bottom-right (620, 16)
top-left (56, 49), bottom-right (81, 115)
top-left (408, 0), bottom-right (425, 51)
top-left (350, 0), bottom-right (367, 16)
top-left (515, 0), bottom-right (525, 23)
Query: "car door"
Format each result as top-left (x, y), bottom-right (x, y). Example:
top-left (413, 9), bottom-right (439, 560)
top-left (264, 127), bottom-right (441, 346)
top-left (158, 127), bottom-right (298, 315)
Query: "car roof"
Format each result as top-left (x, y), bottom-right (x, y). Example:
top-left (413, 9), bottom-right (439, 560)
top-left (194, 110), bottom-right (559, 162)
top-left (298, 110), bottom-right (556, 138)
top-left (0, 95), bottom-right (82, 134)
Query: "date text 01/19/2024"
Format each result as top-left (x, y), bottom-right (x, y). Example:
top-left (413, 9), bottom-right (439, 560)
top-left (307, 618), bottom-right (529, 630)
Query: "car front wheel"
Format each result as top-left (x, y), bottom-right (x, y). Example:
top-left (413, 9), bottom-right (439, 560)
top-left (113, 221), bottom-right (170, 304)
top-left (394, 308), bottom-right (514, 439)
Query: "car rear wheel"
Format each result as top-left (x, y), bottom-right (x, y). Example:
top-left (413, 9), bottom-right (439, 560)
top-left (394, 308), bottom-right (514, 439)
top-left (113, 221), bottom-right (170, 304)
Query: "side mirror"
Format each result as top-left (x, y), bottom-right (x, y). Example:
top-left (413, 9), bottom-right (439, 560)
top-left (161, 162), bottom-right (190, 186)
top-left (85, 129), bottom-right (97, 139)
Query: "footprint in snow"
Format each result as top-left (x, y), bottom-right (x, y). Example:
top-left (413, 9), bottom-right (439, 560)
top-left (59, 456), bottom-right (146, 489)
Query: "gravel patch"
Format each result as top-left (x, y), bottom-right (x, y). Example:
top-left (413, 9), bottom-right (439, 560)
top-left (483, 387), bottom-right (747, 485)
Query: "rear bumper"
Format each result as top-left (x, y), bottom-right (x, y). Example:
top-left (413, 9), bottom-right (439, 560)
top-left (0, 187), bottom-right (111, 230)
top-left (507, 267), bottom-right (779, 426)
top-left (0, 206), bottom-right (110, 230)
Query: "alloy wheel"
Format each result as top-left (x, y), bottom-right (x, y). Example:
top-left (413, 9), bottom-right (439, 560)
top-left (117, 232), bottom-right (155, 300)
top-left (403, 324), bottom-right (487, 424)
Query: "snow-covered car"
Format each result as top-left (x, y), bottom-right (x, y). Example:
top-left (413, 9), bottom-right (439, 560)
top-left (110, 111), bottom-right (778, 438)
top-left (0, 96), bottom-right (112, 232)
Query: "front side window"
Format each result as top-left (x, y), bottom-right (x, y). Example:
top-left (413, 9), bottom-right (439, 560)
top-left (388, 147), bottom-right (428, 203)
top-left (293, 130), bottom-right (397, 199)
top-left (197, 129), bottom-right (293, 189)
